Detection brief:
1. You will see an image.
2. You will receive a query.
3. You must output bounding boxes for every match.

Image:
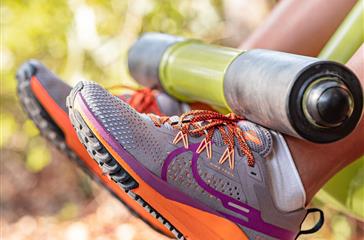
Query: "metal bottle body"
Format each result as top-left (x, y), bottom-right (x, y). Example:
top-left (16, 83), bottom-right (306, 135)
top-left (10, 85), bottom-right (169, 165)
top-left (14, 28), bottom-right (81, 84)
top-left (224, 49), bottom-right (362, 142)
top-left (224, 49), bottom-right (317, 136)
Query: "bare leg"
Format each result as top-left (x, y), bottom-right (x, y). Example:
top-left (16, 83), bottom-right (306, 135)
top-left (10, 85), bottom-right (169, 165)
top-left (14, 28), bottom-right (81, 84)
top-left (240, 0), bottom-right (357, 56)
top-left (286, 44), bottom-right (364, 203)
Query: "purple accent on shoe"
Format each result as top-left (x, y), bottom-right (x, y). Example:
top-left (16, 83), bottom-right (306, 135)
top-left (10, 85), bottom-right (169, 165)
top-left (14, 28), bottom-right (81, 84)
top-left (161, 145), bottom-right (192, 181)
top-left (162, 142), bottom-right (296, 239)
top-left (77, 92), bottom-right (296, 239)
top-left (191, 152), bottom-right (295, 239)
top-left (76, 93), bottom-right (217, 215)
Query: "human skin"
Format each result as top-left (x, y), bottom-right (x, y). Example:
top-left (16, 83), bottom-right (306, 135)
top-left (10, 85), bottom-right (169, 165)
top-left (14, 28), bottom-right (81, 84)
top-left (240, 0), bottom-right (357, 56)
top-left (238, 0), bottom-right (362, 204)
top-left (286, 44), bottom-right (364, 203)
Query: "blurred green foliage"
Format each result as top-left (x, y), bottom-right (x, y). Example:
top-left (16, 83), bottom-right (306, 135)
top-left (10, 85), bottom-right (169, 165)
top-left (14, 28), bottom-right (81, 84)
top-left (1, 0), bottom-right (224, 172)
top-left (57, 202), bottom-right (79, 221)
top-left (332, 215), bottom-right (353, 239)
top-left (25, 142), bottom-right (51, 173)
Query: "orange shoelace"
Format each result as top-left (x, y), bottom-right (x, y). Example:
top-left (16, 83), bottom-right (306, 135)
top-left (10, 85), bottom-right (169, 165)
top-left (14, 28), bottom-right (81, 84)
top-left (108, 85), bottom-right (162, 115)
top-left (128, 88), bottom-right (162, 115)
top-left (149, 110), bottom-right (255, 169)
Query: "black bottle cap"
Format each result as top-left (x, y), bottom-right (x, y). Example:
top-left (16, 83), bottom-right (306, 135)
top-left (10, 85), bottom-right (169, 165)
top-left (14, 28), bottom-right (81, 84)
top-left (305, 79), bottom-right (354, 128)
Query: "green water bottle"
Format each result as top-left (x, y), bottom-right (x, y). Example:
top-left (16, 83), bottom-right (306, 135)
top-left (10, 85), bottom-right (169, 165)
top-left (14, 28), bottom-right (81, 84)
top-left (128, 33), bottom-right (363, 143)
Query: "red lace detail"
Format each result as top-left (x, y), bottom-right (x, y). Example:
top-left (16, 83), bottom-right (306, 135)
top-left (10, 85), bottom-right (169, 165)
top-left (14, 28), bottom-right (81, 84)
top-left (128, 88), bottom-right (162, 115)
top-left (108, 85), bottom-right (162, 115)
top-left (150, 110), bottom-right (255, 168)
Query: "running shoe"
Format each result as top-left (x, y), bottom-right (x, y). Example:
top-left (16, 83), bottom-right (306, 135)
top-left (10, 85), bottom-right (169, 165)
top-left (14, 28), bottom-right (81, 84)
top-left (16, 60), bottom-right (188, 237)
top-left (68, 81), bottom-right (324, 240)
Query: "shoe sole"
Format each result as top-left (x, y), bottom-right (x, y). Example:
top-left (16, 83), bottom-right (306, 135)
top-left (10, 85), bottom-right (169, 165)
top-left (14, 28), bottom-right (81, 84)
top-left (67, 83), bottom-right (185, 240)
top-left (17, 64), bottom-right (92, 173)
top-left (16, 62), bottom-right (172, 237)
top-left (68, 82), bottom-right (249, 240)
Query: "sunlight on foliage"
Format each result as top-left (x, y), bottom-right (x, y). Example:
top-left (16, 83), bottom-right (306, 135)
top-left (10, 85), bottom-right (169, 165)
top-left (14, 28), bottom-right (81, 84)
top-left (332, 215), bottom-right (353, 240)
top-left (57, 202), bottom-right (79, 221)
top-left (0, 113), bottom-right (18, 148)
top-left (22, 120), bottom-right (40, 138)
top-left (25, 143), bottom-right (51, 172)
top-left (348, 159), bottom-right (364, 217)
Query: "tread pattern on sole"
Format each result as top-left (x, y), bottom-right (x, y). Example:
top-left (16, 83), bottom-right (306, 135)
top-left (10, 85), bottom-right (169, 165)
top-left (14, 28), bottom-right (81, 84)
top-left (67, 82), bottom-right (185, 240)
top-left (16, 63), bottom-right (89, 173)
top-left (15, 62), bottom-right (170, 236)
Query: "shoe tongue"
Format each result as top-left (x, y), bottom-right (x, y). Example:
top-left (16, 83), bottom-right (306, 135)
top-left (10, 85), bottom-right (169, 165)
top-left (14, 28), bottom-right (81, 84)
top-left (179, 119), bottom-right (272, 157)
top-left (148, 112), bottom-right (272, 158)
top-left (206, 121), bottom-right (272, 157)
top-left (235, 121), bottom-right (273, 157)
top-left (207, 121), bottom-right (272, 157)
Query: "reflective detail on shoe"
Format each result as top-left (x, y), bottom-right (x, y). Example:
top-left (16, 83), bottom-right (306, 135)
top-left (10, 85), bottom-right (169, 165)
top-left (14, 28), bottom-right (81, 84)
top-left (228, 202), bottom-right (250, 213)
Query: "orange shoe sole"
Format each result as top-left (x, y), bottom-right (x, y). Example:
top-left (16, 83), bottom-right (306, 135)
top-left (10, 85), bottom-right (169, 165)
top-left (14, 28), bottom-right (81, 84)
top-left (16, 65), bottom-right (173, 238)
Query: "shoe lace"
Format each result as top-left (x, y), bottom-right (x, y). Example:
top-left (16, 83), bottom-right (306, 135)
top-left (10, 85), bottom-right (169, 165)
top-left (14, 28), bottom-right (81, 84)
top-left (149, 110), bottom-right (255, 169)
top-left (108, 85), bottom-right (162, 115)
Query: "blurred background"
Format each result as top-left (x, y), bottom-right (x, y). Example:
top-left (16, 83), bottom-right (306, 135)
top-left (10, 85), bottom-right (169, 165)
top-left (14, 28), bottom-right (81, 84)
top-left (1, 0), bottom-right (363, 239)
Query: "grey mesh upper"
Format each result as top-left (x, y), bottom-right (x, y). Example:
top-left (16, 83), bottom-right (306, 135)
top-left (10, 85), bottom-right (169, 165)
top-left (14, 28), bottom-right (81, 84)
top-left (78, 81), bottom-right (308, 239)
